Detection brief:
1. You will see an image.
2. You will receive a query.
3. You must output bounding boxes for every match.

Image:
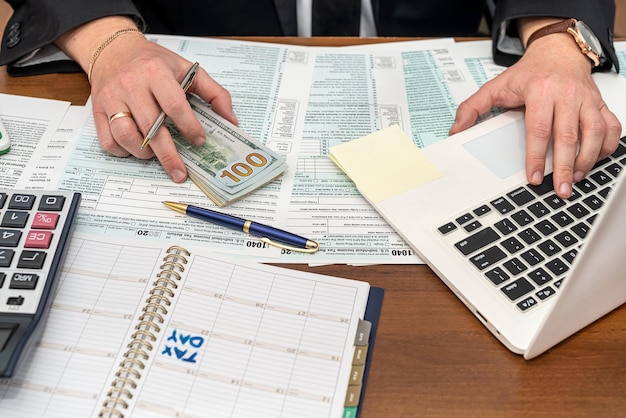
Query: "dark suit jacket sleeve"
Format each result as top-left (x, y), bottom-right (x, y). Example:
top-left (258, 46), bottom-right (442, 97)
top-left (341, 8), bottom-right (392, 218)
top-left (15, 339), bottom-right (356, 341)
top-left (0, 0), bottom-right (144, 75)
top-left (493, 0), bottom-right (618, 72)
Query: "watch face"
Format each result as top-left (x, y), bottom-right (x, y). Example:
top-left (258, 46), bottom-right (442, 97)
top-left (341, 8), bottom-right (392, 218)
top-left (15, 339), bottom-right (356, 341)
top-left (575, 21), bottom-right (603, 56)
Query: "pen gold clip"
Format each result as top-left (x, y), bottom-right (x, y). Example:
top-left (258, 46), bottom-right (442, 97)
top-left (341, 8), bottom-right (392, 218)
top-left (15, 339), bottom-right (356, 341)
top-left (140, 62), bottom-right (200, 149)
top-left (260, 237), bottom-right (320, 254)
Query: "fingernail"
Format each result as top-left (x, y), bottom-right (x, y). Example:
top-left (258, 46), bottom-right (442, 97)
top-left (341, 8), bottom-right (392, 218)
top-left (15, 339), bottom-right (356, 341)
top-left (194, 135), bottom-right (206, 146)
top-left (531, 171), bottom-right (543, 184)
top-left (170, 169), bottom-right (186, 183)
top-left (573, 171), bottom-right (585, 182)
top-left (559, 182), bottom-right (571, 197)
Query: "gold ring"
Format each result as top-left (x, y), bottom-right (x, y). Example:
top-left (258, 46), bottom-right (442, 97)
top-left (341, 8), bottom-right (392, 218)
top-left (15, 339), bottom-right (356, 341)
top-left (109, 111), bottom-right (134, 125)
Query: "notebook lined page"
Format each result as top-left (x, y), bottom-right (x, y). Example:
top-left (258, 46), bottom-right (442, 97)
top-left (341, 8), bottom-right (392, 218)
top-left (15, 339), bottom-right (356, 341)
top-left (0, 236), bottom-right (166, 417)
top-left (121, 252), bottom-right (370, 418)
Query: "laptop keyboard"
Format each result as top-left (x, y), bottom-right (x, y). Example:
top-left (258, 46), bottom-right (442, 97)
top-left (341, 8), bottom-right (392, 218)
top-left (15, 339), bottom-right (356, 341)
top-left (437, 136), bottom-right (626, 313)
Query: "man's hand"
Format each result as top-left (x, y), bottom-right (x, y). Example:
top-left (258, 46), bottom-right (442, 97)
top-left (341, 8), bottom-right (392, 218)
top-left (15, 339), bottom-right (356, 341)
top-left (450, 19), bottom-right (621, 198)
top-left (55, 17), bottom-right (238, 183)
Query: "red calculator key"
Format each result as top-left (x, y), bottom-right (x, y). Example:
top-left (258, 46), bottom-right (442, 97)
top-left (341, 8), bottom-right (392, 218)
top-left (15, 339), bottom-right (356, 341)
top-left (31, 212), bottom-right (60, 229)
top-left (25, 230), bottom-right (53, 249)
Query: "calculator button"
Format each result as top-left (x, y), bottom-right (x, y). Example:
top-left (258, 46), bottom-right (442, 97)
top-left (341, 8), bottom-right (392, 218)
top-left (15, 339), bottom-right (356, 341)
top-left (0, 272), bottom-right (5, 287)
top-left (31, 212), bottom-right (60, 229)
top-left (17, 251), bottom-right (46, 269)
top-left (0, 249), bottom-right (15, 267)
top-left (7, 296), bottom-right (25, 306)
top-left (0, 192), bottom-right (7, 208)
top-left (2, 211), bottom-right (30, 228)
top-left (9, 273), bottom-right (39, 290)
top-left (38, 195), bottom-right (66, 211)
top-left (25, 230), bottom-right (53, 249)
top-left (8, 194), bottom-right (36, 210)
top-left (0, 229), bottom-right (22, 247)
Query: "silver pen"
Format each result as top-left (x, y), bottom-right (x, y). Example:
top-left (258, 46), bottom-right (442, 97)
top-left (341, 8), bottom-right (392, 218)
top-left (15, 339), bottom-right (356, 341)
top-left (140, 62), bottom-right (200, 149)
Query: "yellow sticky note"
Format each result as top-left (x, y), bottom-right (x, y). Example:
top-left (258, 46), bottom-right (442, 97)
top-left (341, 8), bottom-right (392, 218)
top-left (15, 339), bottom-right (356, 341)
top-left (329, 125), bottom-right (443, 203)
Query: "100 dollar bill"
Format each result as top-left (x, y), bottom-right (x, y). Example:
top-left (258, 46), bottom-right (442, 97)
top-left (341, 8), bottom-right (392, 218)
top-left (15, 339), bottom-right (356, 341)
top-left (168, 95), bottom-right (287, 206)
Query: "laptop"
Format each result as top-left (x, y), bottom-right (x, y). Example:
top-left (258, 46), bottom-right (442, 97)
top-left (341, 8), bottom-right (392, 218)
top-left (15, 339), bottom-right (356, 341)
top-left (372, 72), bottom-right (626, 359)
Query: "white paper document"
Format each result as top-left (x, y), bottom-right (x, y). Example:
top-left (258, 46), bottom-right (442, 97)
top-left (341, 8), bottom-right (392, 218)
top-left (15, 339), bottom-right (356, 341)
top-left (0, 94), bottom-right (71, 189)
top-left (53, 36), bottom-right (484, 264)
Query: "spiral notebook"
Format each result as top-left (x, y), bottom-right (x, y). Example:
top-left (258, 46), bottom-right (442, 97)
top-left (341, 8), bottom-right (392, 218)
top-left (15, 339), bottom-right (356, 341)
top-left (0, 233), bottom-right (382, 418)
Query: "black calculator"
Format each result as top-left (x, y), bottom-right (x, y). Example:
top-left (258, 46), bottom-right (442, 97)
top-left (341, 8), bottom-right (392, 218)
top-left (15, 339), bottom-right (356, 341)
top-left (0, 190), bottom-right (81, 377)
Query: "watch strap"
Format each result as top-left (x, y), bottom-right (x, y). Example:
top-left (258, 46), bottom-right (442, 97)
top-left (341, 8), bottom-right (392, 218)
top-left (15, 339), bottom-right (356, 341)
top-left (526, 18), bottom-right (575, 48)
top-left (525, 18), bottom-right (602, 67)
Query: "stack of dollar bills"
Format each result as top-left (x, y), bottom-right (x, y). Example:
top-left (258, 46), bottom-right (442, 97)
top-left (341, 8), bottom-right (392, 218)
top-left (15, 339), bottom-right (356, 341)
top-left (168, 95), bottom-right (287, 207)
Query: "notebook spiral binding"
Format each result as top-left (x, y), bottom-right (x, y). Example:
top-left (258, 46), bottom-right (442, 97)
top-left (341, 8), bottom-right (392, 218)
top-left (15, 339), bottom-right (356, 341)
top-left (98, 245), bottom-right (190, 418)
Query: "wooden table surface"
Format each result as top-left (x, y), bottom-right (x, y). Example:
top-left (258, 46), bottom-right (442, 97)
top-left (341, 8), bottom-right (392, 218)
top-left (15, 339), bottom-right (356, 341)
top-left (2, 36), bottom-right (626, 417)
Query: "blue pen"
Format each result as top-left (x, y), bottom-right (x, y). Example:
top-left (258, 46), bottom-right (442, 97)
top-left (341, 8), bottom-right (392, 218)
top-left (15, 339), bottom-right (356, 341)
top-left (163, 201), bottom-right (319, 253)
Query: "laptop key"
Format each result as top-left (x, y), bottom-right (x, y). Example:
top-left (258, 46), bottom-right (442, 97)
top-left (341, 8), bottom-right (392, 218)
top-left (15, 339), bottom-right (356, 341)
top-left (562, 248), bottom-right (578, 264)
top-left (469, 246), bottom-right (507, 270)
top-left (501, 277), bottom-right (535, 301)
top-left (438, 222), bottom-right (457, 235)
top-left (571, 222), bottom-right (590, 239)
top-left (518, 227), bottom-right (541, 245)
top-left (606, 163), bottom-right (621, 177)
top-left (535, 219), bottom-right (558, 236)
top-left (551, 211), bottom-right (574, 227)
top-left (574, 179), bottom-right (596, 194)
top-left (589, 170), bottom-right (611, 186)
top-left (501, 237), bottom-right (524, 254)
top-left (536, 286), bottom-right (556, 300)
top-left (473, 204), bottom-right (491, 217)
top-left (567, 203), bottom-right (590, 219)
top-left (611, 142), bottom-right (626, 158)
top-left (545, 259), bottom-right (569, 276)
top-left (527, 173), bottom-right (554, 196)
top-left (494, 218), bottom-right (517, 235)
top-left (503, 257), bottom-right (528, 275)
top-left (456, 213), bottom-right (474, 225)
top-left (554, 231), bottom-right (578, 248)
top-left (527, 201), bottom-right (550, 218)
top-left (490, 196), bottom-right (515, 214)
top-left (516, 296), bottom-right (538, 311)
top-left (511, 210), bottom-right (533, 226)
top-left (507, 187), bottom-right (535, 206)
top-left (520, 249), bottom-right (545, 266)
top-left (544, 194), bottom-right (566, 210)
top-left (528, 267), bottom-right (553, 285)
top-left (538, 239), bottom-right (561, 257)
top-left (582, 195), bottom-right (603, 211)
top-left (454, 227), bottom-right (500, 256)
top-left (485, 267), bottom-right (510, 285)
top-left (464, 221), bottom-right (482, 232)
top-left (567, 188), bottom-right (582, 201)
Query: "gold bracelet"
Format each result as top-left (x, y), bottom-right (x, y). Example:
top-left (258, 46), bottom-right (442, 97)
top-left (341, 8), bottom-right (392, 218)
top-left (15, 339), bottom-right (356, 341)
top-left (87, 28), bottom-right (144, 84)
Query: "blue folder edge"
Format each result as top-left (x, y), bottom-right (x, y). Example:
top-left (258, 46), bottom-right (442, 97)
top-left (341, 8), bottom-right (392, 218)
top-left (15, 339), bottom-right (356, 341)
top-left (356, 286), bottom-right (384, 418)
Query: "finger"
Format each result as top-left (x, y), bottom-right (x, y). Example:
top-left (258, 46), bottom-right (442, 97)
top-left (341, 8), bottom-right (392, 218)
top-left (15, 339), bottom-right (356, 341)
top-left (449, 73), bottom-right (520, 135)
top-left (572, 103), bottom-right (608, 183)
top-left (523, 98), bottom-right (555, 188)
top-left (549, 104), bottom-right (580, 198)
top-left (598, 104), bottom-right (623, 158)
top-left (93, 108), bottom-right (131, 157)
top-left (108, 110), bottom-right (148, 157)
top-left (144, 128), bottom-right (188, 183)
top-left (192, 67), bottom-right (237, 126)
top-left (141, 66), bottom-right (207, 148)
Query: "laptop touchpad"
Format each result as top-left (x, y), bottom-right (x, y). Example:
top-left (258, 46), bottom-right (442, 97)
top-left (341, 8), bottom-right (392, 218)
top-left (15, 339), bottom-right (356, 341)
top-left (462, 118), bottom-right (528, 179)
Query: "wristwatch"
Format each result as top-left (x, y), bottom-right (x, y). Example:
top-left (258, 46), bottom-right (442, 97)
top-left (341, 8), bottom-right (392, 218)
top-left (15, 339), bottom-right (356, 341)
top-left (526, 18), bottom-right (604, 67)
